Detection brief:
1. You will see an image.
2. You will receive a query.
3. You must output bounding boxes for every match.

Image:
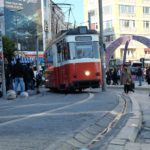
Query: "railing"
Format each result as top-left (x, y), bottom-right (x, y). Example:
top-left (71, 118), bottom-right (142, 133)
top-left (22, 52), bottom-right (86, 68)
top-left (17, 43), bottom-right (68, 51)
top-left (119, 0), bottom-right (136, 3)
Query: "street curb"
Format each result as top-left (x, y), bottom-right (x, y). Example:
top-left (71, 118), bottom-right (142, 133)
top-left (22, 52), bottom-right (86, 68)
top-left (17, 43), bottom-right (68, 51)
top-left (106, 93), bottom-right (142, 150)
top-left (107, 85), bottom-right (149, 91)
top-left (48, 93), bottom-right (128, 150)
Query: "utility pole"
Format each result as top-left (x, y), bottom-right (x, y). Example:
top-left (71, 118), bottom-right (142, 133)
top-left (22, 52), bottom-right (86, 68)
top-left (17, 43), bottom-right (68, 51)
top-left (88, 12), bottom-right (91, 30)
top-left (0, 13), bottom-right (6, 97)
top-left (98, 0), bottom-right (106, 91)
top-left (36, 34), bottom-right (39, 72)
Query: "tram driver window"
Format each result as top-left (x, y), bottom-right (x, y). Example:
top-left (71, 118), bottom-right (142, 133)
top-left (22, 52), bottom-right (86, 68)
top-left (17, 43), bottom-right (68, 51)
top-left (76, 42), bottom-right (93, 58)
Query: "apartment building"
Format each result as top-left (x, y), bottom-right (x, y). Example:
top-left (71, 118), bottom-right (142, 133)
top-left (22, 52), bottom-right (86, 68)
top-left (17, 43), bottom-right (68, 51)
top-left (84, 0), bottom-right (150, 62)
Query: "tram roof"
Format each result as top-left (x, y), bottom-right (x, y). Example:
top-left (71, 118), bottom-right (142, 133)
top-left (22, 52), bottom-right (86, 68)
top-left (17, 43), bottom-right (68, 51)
top-left (46, 26), bottom-right (98, 50)
top-left (56, 26), bottom-right (98, 38)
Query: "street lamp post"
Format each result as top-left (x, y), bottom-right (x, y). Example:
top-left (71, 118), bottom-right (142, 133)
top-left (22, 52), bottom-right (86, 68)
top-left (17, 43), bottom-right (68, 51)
top-left (0, 14), bottom-right (6, 97)
top-left (98, 0), bottom-right (106, 91)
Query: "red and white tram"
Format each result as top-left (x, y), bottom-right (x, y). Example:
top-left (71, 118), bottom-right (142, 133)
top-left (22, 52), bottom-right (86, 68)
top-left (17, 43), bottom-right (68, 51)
top-left (44, 26), bottom-right (102, 91)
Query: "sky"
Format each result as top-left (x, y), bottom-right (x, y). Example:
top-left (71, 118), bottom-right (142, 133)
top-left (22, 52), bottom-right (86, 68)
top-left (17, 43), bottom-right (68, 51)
top-left (53, 0), bottom-right (84, 26)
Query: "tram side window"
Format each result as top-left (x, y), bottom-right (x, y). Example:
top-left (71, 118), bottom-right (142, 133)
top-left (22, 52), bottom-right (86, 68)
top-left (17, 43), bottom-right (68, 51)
top-left (57, 44), bottom-right (62, 63)
top-left (69, 43), bottom-right (76, 59)
top-left (93, 42), bottom-right (100, 58)
top-left (62, 43), bottom-right (70, 61)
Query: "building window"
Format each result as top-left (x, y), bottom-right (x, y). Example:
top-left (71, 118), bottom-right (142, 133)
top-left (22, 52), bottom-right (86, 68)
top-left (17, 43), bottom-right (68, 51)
top-left (89, 10), bottom-right (95, 17)
top-left (143, 7), bottom-right (150, 14)
top-left (103, 5), bottom-right (112, 15)
top-left (104, 35), bottom-right (114, 43)
top-left (104, 20), bottom-right (113, 31)
top-left (119, 5), bottom-right (134, 14)
top-left (120, 20), bottom-right (135, 28)
top-left (143, 21), bottom-right (150, 29)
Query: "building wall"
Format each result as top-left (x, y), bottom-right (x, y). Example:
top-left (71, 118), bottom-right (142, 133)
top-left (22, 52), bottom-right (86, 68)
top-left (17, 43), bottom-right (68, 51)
top-left (0, 0), bottom-right (5, 35)
top-left (50, 1), bottom-right (66, 40)
top-left (84, 0), bottom-right (150, 62)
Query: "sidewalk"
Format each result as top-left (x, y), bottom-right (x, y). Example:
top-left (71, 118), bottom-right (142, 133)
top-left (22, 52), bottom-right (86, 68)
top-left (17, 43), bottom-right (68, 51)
top-left (106, 81), bottom-right (150, 150)
top-left (107, 80), bottom-right (150, 91)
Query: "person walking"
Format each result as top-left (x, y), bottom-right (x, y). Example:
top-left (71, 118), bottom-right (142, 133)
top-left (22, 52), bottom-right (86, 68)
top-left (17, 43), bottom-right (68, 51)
top-left (35, 70), bottom-right (42, 94)
top-left (121, 64), bottom-right (132, 94)
top-left (5, 61), bottom-right (13, 91)
top-left (12, 58), bottom-right (25, 94)
top-left (136, 65), bottom-right (143, 86)
top-left (23, 64), bottom-right (35, 91)
top-left (146, 66), bottom-right (150, 84)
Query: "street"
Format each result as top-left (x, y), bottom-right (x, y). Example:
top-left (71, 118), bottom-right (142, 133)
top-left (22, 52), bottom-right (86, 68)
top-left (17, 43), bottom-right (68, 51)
top-left (0, 88), bottom-right (120, 150)
top-left (0, 84), bottom-right (150, 150)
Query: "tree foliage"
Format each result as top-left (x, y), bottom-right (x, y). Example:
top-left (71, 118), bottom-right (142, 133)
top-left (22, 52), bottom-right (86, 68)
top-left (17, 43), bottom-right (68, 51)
top-left (2, 36), bottom-right (16, 62)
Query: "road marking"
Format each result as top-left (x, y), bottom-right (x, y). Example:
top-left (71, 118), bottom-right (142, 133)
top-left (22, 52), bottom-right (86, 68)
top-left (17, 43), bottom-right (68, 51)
top-left (0, 93), bottom-right (94, 126)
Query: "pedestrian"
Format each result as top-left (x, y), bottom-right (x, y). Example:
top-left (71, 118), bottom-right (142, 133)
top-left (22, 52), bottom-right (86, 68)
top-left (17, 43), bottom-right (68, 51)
top-left (146, 66), bottom-right (150, 84)
top-left (12, 58), bottom-right (25, 94)
top-left (112, 67), bottom-right (118, 85)
top-left (5, 61), bottom-right (13, 91)
top-left (106, 69), bottom-right (111, 85)
top-left (23, 64), bottom-right (35, 91)
top-left (121, 64), bottom-right (132, 94)
top-left (35, 70), bottom-right (42, 94)
top-left (117, 67), bottom-right (121, 84)
top-left (136, 65), bottom-right (143, 86)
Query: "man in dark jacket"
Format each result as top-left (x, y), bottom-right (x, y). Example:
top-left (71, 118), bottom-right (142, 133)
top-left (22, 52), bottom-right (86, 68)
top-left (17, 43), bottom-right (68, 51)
top-left (13, 58), bottom-right (25, 93)
top-left (23, 64), bottom-right (35, 91)
top-left (136, 66), bottom-right (143, 86)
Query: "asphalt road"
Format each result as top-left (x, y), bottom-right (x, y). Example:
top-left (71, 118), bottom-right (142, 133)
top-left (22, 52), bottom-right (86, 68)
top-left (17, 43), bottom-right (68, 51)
top-left (0, 89), bottom-right (119, 150)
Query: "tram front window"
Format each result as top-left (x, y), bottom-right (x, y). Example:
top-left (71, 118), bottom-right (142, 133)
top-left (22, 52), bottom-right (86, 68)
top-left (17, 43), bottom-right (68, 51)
top-left (69, 42), bottom-right (99, 59)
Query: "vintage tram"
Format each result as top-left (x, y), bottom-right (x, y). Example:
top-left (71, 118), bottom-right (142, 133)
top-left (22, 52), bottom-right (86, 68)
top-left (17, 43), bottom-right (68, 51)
top-left (44, 26), bottom-right (102, 91)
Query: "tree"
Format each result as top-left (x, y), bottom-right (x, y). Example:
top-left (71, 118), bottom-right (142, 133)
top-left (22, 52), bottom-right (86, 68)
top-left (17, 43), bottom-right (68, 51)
top-left (2, 36), bottom-right (16, 63)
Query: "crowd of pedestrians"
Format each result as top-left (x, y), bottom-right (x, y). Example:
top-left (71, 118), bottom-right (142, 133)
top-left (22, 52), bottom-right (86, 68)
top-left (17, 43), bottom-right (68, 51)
top-left (106, 64), bottom-right (145, 94)
top-left (106, 67), bottom-right (121, 85)
top-left (5, 58), bottom-right (43, 95)
top-left (106, 64), bottom-right (150, 96)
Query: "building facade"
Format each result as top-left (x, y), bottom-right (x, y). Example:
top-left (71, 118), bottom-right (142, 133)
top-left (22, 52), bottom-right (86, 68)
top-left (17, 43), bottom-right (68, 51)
top-left (0, 0), bottom-right (65, 55)
top-left (84, 0), bottom-right (150, 62)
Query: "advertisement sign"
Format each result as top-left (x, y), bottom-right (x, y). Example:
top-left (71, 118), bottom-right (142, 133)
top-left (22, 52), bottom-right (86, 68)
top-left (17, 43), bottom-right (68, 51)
top-left (4, 0), bottom-right (43, 51)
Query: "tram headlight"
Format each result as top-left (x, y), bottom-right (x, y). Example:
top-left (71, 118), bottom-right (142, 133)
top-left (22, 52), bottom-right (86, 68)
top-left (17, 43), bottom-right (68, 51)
top-left (85, 70), bottom-right (90, 76)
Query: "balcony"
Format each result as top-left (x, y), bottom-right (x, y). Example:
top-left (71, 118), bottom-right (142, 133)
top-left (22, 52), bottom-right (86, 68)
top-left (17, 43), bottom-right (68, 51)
top-left (120, 27), bottom-right (137, 33)
top-left (142, 0), bottom-right (150, 4)
top-left (119, 0), bottom-right (136, 3)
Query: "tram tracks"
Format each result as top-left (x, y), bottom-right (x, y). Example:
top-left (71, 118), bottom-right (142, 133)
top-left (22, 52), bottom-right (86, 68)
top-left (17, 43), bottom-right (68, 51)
top-left (51, 92), bottom-right (130, 150)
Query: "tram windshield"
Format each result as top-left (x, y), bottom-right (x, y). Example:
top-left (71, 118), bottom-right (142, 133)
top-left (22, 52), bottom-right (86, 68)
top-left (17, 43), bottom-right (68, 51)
top-left (69, 41), bottom-right (99, 59)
